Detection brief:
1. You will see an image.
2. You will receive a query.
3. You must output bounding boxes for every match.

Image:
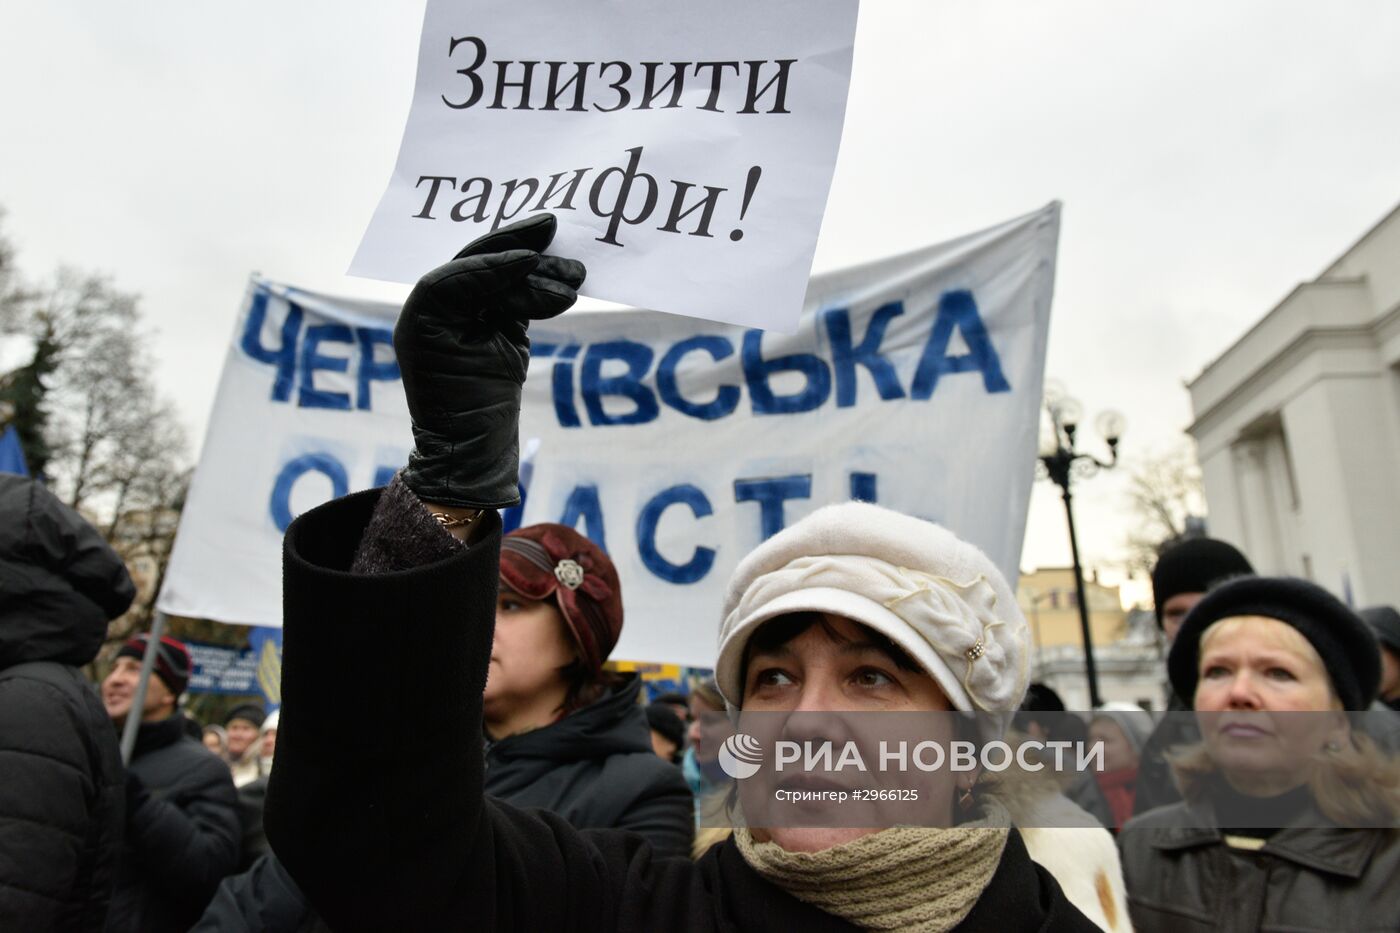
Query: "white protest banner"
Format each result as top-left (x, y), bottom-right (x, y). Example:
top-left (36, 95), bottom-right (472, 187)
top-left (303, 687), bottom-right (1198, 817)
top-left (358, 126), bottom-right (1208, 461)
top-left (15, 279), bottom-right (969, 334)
top-left (516, 204), bottom-right (1058, 664)
top-left (160, 203), bottom-right (1060, 668)
top-left (351, 0), bottom-right (860, 332)
top-left (158, 284), bottom-right (413, 627)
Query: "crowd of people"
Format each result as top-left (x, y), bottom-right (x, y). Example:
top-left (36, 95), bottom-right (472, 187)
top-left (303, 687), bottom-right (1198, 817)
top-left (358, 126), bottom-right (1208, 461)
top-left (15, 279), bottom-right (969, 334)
top-left (2, 214), bottom-right (1398, 931)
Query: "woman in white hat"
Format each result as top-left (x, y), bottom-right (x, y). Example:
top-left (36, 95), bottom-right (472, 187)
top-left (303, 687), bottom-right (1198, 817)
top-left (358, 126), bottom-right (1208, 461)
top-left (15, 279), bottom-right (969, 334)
top-left (265, 216), bottom-right (1104, 932)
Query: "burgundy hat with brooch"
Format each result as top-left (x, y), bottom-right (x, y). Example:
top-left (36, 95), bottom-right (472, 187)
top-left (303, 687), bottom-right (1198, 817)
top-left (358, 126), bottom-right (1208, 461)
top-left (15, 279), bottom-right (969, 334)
top-left (499, 524), bottom-right (623, 674)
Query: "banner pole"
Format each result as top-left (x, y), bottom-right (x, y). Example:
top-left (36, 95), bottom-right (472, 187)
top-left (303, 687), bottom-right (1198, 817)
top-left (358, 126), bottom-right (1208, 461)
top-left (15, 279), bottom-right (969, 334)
top-left (119, 611), bottom-right (168, 765)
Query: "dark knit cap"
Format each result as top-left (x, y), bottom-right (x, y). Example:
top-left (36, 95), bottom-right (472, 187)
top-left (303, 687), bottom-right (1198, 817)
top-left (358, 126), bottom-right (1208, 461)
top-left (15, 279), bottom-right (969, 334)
top-left (1151, 537), bottom-right (1254, 627)
top-left (646, 702), bottom-right (686, 750)
top-left (225, 702), bottom-right (266, 729)
top-left (1020, 682), bottom-right (1066, 713)
top-left (1167, 576), bottom-right (1381, 711)
top-left (116, 635), bottom-right (193, 698)
top-left (499, 524), bottom-right (623, 676)
top-left (1360, 606), bottom-right (1400, 654)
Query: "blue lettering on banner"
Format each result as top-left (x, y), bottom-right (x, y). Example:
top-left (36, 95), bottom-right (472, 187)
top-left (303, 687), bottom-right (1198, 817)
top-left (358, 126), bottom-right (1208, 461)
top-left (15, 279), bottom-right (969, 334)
top-left (185, 642), bottom-right (262, 695)
top-left (265, 451), bottom-right (418, 533)
top-left (656, 336), bottom-right (740, 421)
top-left (581, 340), bottom-right (659, 426)
top-left (298, 324), bottom-right (355, 410)
top-left (559, 484), bottom-right (608, 551)
top-left (262, 454), bottom-right (899, 586)
top-left (244, 285), bottom-right (1017, 563)
top-left (850, 472), bottom-right (878, 502)
top-left (356, 328), bottom-right (399, 411)
top-left (270, 453), bottom-right (350, 532)
top-left (636, 484), bottom-right (716, 584)
top-left (538, 293), bottom-right (1005, 424)
top-left (535, 343), bottom-right (584, 427)
top-left (240, 291), bottom-right (303, 403)
top-left (910, 290), bottom-right (1010, 399)
top-left (240, 286), bottom-right (1010, 421)
top-left (238, 289), bottom-right (405, 413)
top-left (741, 331), bottom-right (831, 415)
top-left (734, 474), bottom-right (812, 539)
top-left (824, 303), bottom-right (906, 407)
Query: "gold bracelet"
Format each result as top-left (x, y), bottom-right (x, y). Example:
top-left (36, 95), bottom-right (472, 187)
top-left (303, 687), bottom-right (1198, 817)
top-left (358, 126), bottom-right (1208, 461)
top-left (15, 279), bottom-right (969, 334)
top-left (430, 510), bottom-right (481, 530)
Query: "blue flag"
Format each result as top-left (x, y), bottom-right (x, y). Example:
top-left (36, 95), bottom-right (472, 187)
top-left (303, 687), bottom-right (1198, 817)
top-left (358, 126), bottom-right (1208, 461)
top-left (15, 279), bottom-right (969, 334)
top-left (0, 426), bottom-right (28, 476)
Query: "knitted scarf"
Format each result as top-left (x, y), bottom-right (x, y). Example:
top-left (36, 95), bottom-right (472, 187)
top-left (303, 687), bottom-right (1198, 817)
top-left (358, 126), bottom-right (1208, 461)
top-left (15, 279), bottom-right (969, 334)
top-left (734, 806), bottom-right (1009, 932)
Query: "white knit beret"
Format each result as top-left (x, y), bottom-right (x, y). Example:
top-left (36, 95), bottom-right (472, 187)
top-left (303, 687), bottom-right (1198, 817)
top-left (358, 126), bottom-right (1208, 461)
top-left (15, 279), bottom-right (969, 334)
top-left (716, 502), bottom-right (1029, 723)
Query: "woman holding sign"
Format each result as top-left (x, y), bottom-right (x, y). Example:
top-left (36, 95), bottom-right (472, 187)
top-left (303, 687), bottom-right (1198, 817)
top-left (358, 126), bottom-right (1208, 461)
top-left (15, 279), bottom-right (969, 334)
top-left (264, 215), bottom-right (1099, 932)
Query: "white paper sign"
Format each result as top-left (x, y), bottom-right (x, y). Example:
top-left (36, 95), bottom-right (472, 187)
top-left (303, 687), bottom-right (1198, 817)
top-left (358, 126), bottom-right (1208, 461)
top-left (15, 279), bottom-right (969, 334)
top-left (350, 0), bottom-right (860, 332)
top-left (161, 204), bottom-right (1060, 668)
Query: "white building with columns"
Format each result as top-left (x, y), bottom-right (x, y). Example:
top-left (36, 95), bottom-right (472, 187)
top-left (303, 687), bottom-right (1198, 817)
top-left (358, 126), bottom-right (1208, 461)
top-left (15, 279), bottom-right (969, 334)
top-left (1187, 202), bottom-right (1400, 607)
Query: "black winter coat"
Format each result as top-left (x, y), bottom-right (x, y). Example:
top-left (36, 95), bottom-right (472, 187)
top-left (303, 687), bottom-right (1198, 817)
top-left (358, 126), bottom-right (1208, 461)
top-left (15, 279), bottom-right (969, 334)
top-left (198, 680), bottom-right (692, 929)
top-left (104, 715), bottom-right (241, 933)
top-left (0, 473), bottom-right (133, 932)
top-left (266, 490), bottom-right (1098, 933)
top-left (1120, 798), bottom-right (1400, 932)
top-left (236, 774), bottom-right (271, 870)
top-left (484, 674), bottom-right (693, 857)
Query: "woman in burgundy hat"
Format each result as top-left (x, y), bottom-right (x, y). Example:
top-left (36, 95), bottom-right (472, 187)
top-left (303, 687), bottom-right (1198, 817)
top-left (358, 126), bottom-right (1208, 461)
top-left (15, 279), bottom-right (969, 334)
top-left (479, 523), bottom-right (693, 857)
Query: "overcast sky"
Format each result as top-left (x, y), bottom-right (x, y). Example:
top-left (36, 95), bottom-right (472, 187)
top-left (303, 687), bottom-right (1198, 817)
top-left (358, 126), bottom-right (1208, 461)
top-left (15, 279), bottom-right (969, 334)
top-left (2, 1), bottom-right (1398, 607)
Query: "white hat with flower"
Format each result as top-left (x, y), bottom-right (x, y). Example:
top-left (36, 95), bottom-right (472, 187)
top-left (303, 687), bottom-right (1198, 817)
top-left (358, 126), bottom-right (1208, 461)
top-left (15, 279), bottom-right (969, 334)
top-left (715, 502), bottom-right (1029, 735)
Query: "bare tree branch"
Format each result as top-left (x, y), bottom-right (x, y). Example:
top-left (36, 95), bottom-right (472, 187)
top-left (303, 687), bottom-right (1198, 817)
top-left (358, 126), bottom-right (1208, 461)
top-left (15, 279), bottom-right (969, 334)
top-left (3, 207), bottom-right (192, 669)
top-left (1120, 439), bottom-right (1208, 574)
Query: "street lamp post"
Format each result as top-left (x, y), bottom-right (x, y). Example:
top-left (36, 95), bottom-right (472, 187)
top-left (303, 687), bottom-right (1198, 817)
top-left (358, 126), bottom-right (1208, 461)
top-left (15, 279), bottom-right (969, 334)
top-left (1037, 386), bottom-right (1125, 709)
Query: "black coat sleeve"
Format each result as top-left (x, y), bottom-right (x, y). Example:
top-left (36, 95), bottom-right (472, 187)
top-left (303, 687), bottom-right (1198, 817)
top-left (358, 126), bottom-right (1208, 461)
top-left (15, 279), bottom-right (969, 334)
top-left (124, 752), bottom-right (241, 907)
top-left (609, 759), bottom-right (697, 859)
top-left (191, 854), bottom-right (319, 933)
top-left (265, 491), bottom-right (695, 932)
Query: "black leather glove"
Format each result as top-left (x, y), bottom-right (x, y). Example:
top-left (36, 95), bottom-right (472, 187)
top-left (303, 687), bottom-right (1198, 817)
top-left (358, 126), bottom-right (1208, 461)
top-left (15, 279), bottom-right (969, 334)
top-left (396, 214), bottom-right (585, 509)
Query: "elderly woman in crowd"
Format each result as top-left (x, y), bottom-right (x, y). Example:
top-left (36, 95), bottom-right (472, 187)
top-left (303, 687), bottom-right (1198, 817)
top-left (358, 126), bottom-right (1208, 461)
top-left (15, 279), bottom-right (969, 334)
top-left (263, 215), bottom-right (1102, 932)
top-left (224, 703), bottom-right (267, 787)
top-left (1120, 576), bottom-right (1400, 932)
top-left (1068, 704), bottom-right (1154, 831)
top-left (201, 724), bottom-right (229, 758)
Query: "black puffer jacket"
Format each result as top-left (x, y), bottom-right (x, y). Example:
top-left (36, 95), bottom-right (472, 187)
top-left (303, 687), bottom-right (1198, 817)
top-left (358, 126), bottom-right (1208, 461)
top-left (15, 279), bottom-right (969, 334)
top-left (105, 715), bottom-right (241, 933)
top-left (484, 674), bottom-right (693, 857)
top-left (0, 474), bottom-right (133, 932)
